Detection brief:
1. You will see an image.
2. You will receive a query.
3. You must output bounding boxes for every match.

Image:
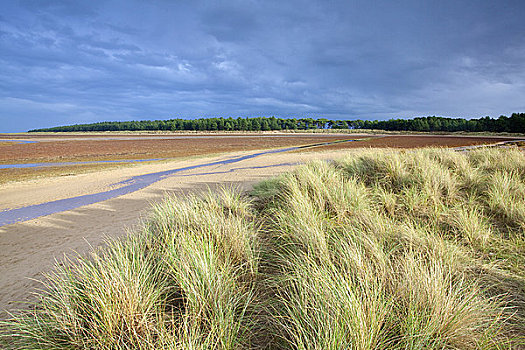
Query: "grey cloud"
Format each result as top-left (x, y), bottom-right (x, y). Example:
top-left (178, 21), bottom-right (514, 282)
top-left (1, 0), bottom-right (525, 132)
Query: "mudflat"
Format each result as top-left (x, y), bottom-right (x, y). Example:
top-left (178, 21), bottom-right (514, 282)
top-left (0, 133), bottom-right (368, 184)
top-left (0, 133), bottom-right (368, 163)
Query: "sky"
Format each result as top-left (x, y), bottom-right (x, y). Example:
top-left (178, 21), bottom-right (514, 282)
top-left (1, 1), bottom-right (525, 132)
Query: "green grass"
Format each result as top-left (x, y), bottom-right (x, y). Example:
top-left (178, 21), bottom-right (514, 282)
top-left (2, 148), bottom-right (525, 349)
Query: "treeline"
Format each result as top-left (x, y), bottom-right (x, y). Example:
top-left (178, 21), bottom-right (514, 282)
top-left (363, 113), bottom-right (525, 133)
top-left (28, 117), bottom-right (351, 132)
top-left (29, 113), bottom-right (525, 133)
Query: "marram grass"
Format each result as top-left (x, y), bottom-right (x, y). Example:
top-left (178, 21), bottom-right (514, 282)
top-left (2, 148), bottom-right (525, 349)
top-left (2, 189), bottom-right (259, 349)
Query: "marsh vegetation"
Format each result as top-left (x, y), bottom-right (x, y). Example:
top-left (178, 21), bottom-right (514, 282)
top-left (3, 148), bottom-right (524, 349)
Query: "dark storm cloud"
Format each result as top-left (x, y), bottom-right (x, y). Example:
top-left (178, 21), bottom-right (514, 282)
top-left (1, 0), bottom-right (525, 131)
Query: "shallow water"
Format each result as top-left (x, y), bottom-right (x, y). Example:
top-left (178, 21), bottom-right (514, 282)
top-left (0, 159), bottom-right (164, 169)
top-left (0, 139), bottom-right (38, 144)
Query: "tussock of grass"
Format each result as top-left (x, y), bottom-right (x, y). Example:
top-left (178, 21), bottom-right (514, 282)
top-left (2, 189), bottom-right (258, 349)
top-left (2, 148), bottom-right (525, 349)
top-left (257, 148), bottom-right (525, 349)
